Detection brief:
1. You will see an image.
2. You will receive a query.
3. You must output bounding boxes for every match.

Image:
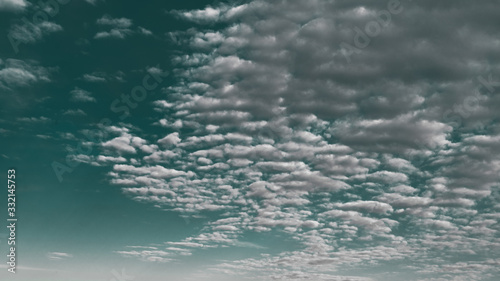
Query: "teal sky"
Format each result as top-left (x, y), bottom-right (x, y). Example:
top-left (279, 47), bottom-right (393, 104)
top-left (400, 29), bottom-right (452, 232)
top-left (1, 0), bottom-right (500, 280)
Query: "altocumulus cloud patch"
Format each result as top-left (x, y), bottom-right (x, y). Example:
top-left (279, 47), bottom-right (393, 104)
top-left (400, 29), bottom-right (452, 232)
top-left (77, 1), bottom-right (500, 280)
top-left (70, 1), bottom-right (500, 280)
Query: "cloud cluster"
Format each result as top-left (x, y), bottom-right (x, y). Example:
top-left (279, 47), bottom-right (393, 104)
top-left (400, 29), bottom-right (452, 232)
top-left (8, 21), bottom-right (62, 46)
top-left (94, 15), bottom-right (152, 39)
top-left (0, 0), bottom-right (28, 11)
top-left (69, 0), bottom-right (500, 280)
top-left (0, 59), bottom-right (54, 90)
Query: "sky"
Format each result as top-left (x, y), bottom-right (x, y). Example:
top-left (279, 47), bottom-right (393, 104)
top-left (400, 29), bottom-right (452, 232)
top-left (0, 0), bottom-right (500, 280)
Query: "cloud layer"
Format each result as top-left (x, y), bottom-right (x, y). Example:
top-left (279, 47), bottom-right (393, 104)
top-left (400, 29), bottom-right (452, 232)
top-left (59, 0), bottom-right (500, 280)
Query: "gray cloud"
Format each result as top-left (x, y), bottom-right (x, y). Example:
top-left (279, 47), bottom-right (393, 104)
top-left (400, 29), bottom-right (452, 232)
top-left (95, 15), bottom-right (134, 39)
top-left (0, 59), bottom-right (53, 89)
top-left (70, 87), bottom-right (95, 103)
top-left (0, 0), bottom-right (29, 11)
top-left (8, 21), bottom-right (62, 44)
top-left (68, 1), bottom-right (500, 280)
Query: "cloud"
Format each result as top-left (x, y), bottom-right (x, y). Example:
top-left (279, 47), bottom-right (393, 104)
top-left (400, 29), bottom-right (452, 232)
top-left (8, 21), bottom-right (62, 45)
top-left (67, 1), bottom-right (500, 280)
top-left (334, 201), bottom-right (394, 214)
top-left (166, 242), bottom-right (205, 248)
top-left (80, 71), bottom-right (125, 82)
top-left (97, 15), bottom-right (132, 28)
top-left (102, 137), bottom-right (137, 154)
top-left (94, 15), bottom-right (134, 39)
top-left (84, 0), bottom-right (103, 6)
top-left (70, 87), bottom-right (95, 103)
top-left (96, 155), bottom-right (127, 164)
top-left (115, 249), bottom-right (173, 263)
top-left (112, 164), bottom-right (191, 178)
top-left (63, 109), bottom-right (87, 116)
top-left (0, 0), bottom-right (28, 11)
top-left (321, 210), bottom-right (397, 233)
top-left (17, 116), bottom-right (50, 123)
top-left (138, 26), bottom-right (153, 36)
top-left (0, 59), bottom-right (53, 89)
top-left (332, 115), bottom-right (453, 153)
top-left (82, 73), bottom-right (106, 82)
top-left (46, 252), bottom-right (73, 260)
top-left (173, 6), bottom-right (222, 23)
top-left (158, 132), bottom-right (181, 146)
top-left (94, 29), bottom-right (132, 39)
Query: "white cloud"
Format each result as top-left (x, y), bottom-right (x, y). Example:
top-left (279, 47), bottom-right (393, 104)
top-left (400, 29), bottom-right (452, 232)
top-left (0, 59), bottom-right (52, 89)
top-left (63, 109), bottom-right (87, 116)
top-left (70, 1), bottom-right (500, 280)
top-left (334, 201), bottom-right (394, 214)
top-left (176, 6), bottom-right (222, 23)
top-left (96, 15), bottom-right (132, 28)
top-left (8, 21), bottom-right (62, 44)
top-left (97, 155), bottom-right (127, 164)
top-left (94, 29), bottom-right (132, 39)
top-left (138, 26), bottom-right (153, 36)
top-left (102, 136), bottom-right (137, 154)
top-left (82, 73), bottom-right (106, 82)
top-left (70, 87), bottom-right (95, 103)
top-left (112, 164), bottom-right (191, 178)
top-left (46, 252), bottom-right (73, 260)
top-left (17, 116), bottom-right (50, 123)
top-left (158, 132), bottom-right (181, 146)
top-left (84, 0), bottom-right (103, 6)
top-left (321, 210), bottom-right (396, 234)
top-left (115, 250), bottom-right (173, 263)
top-left (0, 0), bottom-right (28, 11)
top-left (95, 15), bottom-right (134, 39)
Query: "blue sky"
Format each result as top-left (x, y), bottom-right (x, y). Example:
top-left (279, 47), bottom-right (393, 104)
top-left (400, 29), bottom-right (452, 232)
top-left (1, 0), bottom-right (500, 280)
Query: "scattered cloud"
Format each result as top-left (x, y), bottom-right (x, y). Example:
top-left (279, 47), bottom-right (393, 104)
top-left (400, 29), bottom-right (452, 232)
top-left (63, 109), bottom-right (87, 116)
top-left (70, 87), bottom-right (95, 103)
top-left (85, 1), bottom-right (500, 280)
top-left (14, 0), bottom-right (499, 280)
top-left (0, 0), bottom-right (29, 11)
top-left (0, 59), bottom-right (53, 90)
top-left (46, 252), bottom-right (73, 260)
top-left (84, 0), bottom-right (104, 6)
top-left (82, 73), bottom-right (106, 82)
top-left (94, 15), bottom-right (134, 39)
top-left (8, 21), bottom-right (62, 45)
top-left (138, 26), bottom-right (153, 36)
top-left (17, 116), bottom-right (50, 123)
top-left (97, 15), bottom-right (132, 28)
